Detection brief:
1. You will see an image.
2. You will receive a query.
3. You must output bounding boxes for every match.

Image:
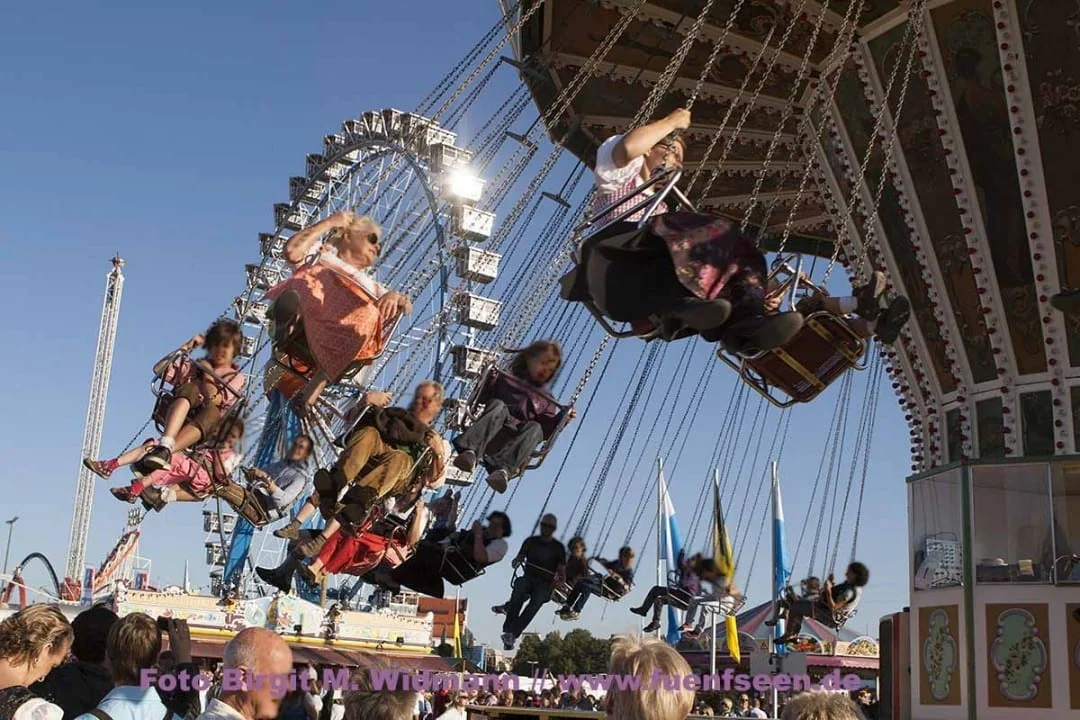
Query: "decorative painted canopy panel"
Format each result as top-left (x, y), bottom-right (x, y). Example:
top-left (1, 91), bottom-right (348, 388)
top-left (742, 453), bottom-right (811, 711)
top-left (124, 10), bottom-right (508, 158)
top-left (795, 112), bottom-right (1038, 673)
top-left (517, 0), bottom-right (1080, 466)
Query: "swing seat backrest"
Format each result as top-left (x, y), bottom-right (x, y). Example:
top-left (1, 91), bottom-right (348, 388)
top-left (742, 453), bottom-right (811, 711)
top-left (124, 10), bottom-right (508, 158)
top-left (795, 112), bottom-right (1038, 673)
top-left (719, 313), bottom-right (866, 408)
top-left (441, 544), bottom-right (485, 586)
top-left (466, 364), bottom-right (573, 475)
top-left (574, 167), bottom-right (696, 249)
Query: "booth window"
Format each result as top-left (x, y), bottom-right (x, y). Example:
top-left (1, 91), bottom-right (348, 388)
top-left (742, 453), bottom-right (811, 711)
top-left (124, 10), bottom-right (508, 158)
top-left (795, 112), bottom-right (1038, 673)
top-left (972, 465), bottom-right (1052, 584)
top-left (1051, 461), bottom-right (1080, 584)
top-left (910, 470), bottom-right (963, 590)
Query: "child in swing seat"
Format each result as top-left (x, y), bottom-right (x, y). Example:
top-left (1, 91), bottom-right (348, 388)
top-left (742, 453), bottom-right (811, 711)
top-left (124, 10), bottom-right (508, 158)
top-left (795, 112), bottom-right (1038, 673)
top-left (451, 340), bottom-right (576, 493)
top-left (106, 418), bottom-right (245, 508)
top-left (83, 319), bottom-right (246, 480)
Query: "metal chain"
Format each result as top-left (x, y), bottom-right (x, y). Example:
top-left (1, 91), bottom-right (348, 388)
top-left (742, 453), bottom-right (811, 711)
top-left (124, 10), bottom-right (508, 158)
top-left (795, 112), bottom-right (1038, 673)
top-left (631, 0), bottom-right (720, 126)
top-left (760, 0), bottom-right (868, 257)
top-left (685, 0), bottom-right (750, 112)
top-left (740, 0), bottom-right (831, 231)
top-left (821, 0), bottom-right (925, 284)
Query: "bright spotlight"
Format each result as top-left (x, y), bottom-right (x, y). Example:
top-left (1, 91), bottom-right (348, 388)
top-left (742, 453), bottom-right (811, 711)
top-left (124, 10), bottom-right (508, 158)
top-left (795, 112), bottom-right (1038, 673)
top-left (445, 169), bottom-right (484, 204)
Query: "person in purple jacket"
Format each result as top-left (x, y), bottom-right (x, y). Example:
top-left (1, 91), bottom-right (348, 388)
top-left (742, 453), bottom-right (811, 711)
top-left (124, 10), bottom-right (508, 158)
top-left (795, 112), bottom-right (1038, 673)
top-left (451, 340), bottom-right (575, 493)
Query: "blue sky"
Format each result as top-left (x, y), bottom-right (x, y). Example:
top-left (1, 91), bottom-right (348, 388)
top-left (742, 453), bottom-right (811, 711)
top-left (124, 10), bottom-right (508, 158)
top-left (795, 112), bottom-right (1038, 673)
top-left (0, 0), bottom-right (911, 649)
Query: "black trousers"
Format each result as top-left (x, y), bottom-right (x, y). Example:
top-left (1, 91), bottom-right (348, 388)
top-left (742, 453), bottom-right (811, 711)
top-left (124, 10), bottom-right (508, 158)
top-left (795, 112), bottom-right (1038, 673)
top-left (390, 544), bottom-right (447, 598)
top-left (454, 399), bottom-right (544, 474)
top-left (502, 574), bottom-right (552, 638)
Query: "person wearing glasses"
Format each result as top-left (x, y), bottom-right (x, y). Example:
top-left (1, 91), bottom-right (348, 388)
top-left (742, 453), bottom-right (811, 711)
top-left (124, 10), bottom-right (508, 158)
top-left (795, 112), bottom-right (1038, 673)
top-left (495, 514), bottom-right (566, 650)
top-left (265, 210), bottom-right (413, 412)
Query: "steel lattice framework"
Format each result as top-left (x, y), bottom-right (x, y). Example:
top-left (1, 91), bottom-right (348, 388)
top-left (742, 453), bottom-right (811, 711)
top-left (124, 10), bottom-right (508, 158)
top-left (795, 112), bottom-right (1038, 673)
top-left (66, 255), bottom-right (126, 581)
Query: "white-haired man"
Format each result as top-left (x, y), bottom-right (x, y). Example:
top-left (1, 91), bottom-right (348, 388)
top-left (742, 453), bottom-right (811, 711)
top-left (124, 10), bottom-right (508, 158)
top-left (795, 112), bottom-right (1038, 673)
top-left (197, 628), bottom-right (293, 720)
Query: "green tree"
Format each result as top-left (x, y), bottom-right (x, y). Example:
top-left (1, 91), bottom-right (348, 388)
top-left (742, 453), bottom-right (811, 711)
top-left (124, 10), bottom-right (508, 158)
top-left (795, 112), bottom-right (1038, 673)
top-left (509, 629), bottom-right (612, 675)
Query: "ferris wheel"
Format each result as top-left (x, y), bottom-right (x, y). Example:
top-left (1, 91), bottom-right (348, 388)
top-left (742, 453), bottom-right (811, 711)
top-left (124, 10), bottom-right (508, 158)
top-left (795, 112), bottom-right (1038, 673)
top-left (212, 109), bottom-right (508, 597)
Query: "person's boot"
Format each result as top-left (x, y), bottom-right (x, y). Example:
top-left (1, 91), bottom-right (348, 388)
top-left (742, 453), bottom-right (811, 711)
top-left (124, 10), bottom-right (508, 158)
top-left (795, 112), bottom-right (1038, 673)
top-left (274, 519), bottom-right (301, 540)
top-left (140, 486), bottom-right (168, 512)
top-left (874, 296), bottom-right (912, 345)
top-left (854, 270), bottom-right (887, 321)
top-left (668, 298), bottom-right (732, 331)
top-left (454, 450), bottom-right (478, 473)
top-left (256, 558), bottom-right (298, 593)
top-left (1051, 289), bottom-right (1080, 314)
top-left (293, 533), bottom-right (329, 560)
top-left (718, 312), bottom-right (804, 355)
top-left (313, 466), bottom-right (348, 519)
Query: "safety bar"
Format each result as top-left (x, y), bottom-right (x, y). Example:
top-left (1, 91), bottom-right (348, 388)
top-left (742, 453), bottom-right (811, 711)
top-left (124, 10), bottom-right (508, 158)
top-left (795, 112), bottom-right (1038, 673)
top-left (152, 349), bottom-right (245, 403)
top-left (574, 167), bottom-right (697, 241)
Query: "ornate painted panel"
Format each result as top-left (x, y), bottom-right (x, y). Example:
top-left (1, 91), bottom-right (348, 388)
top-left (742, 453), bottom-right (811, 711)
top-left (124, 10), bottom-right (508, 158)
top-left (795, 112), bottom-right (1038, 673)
top-left (919, 605), bottom-right (962, 705)
top-left (932, 0), bottom-right (1046, 375)
top-left (834, 63), bottom-right (956, 394)
top-left (1067, 602), bottom-right (1080, 710)
top-left (977, 397), bottom-right (1005, 459)
top-left (984, 603), bottom-right (1053, 708)
top-left (1016, 1), bottom-right (1080, 367)
top-left (867, 23), bottom-right (996, 384)
top-left (1020, 389), bottom-right (1053, 456)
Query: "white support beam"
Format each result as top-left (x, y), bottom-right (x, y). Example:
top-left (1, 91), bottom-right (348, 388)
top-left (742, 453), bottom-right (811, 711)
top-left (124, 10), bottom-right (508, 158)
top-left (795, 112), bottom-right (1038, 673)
top-left (545, 52), bottom-right (795, 110)
top-left (995, 0), bottom-right (1074, 455)
top-left (916, 13), bottom-right (1020, 457)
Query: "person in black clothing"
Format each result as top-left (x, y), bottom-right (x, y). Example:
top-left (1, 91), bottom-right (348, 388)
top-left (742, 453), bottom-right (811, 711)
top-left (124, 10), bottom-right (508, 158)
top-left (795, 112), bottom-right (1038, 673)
top-left (774, 562), bottom-right (869, 645)
top-left (557, 547), bottom-right (635, 620)
top-left (30, 605), bottom-right (117, 720)
top-left (496, 514), bottom-right (566, 650)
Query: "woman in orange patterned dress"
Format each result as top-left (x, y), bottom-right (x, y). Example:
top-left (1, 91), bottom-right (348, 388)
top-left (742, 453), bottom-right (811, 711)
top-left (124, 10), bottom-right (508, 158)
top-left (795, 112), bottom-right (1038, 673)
top-left (264, 210), bottom-right (412, 411)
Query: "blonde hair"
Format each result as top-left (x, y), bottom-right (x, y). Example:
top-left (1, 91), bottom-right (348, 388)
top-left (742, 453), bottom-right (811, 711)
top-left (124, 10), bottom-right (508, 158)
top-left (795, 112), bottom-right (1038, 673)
top-left (414, 380), bottom-right (445, 404)
top-left (329, 215), bottom-right (381, 250)
top-left (780, 692), bottom-right (863, 720)
top-left (607, 635), bottom-right (693, 720)
top-left (0, 604), bottom-right (73, 668)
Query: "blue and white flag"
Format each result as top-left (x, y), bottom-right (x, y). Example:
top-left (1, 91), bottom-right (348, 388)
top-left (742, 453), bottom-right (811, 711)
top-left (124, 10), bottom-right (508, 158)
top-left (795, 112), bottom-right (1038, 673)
top-left (772, 463), bottom-right (792, 653)
top-left (659, 470), bottom-right (684, 645)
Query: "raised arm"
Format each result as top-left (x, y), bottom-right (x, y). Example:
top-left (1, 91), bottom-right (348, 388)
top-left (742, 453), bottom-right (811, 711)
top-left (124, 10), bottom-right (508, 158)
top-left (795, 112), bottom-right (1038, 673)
top-left (406, 502), bottom-right (428, 546)
top-left (611, 109), bottom-right (691, 168)
top-left (284, 211), bottom-right (355, 266)
top-left (154, 334), bottom-right (204, 375)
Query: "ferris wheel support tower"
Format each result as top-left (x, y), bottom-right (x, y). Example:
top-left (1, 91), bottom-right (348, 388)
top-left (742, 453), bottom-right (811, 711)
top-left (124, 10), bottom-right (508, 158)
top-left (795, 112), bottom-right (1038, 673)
top-left (65, 254), bottom-right (126, 582)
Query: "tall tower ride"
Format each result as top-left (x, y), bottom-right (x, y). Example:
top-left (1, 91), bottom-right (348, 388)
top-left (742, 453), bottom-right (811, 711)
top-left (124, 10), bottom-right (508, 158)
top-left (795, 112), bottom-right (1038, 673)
top-left (66, 255), bottom-right (125, 581)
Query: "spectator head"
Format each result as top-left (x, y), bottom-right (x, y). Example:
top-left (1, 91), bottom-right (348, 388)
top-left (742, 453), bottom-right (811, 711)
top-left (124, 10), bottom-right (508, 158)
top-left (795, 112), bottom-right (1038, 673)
top-left (0, 604), bottom-right (74, 685)
top-left (105, 613), bottom-right (161, 686)
top-left (780, 691), bottom-right (863, 720)
top-left (221, 627), bottom-right (294, 720)
top-left (539, 514), bottom-right (557, 538)
top-left (487, 511), bottom-right (511, 539)
top-left (606, 635), bottom-right (693, 720)
top-left (342, 653), bottom-right (416, 720)
top-left (846, 562), bottom-right (870, 587)
top-left (71, 604), bottom-right (118, 664)
top-left (720, 698), bottom-right (733, 714)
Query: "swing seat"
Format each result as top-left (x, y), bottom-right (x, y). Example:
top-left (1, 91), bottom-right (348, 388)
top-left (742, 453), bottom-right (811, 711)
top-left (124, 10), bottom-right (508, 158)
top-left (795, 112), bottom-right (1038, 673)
top-left (212, 481), bottom-right (274, 527)
top-left (440, 545), bottom-right (486, 586)
top-left (717, 312), bottom-right (866, 408)
top-left (562, 169), bottom-right (713, 342)
top-left (699, 594), bottom-right (746, 618)
top-left (453, 363), bottom-right (573, 476)
top-left (150, 352), bottom-right (247, 436)
top-left (337, 515), bottom-right (414, 576)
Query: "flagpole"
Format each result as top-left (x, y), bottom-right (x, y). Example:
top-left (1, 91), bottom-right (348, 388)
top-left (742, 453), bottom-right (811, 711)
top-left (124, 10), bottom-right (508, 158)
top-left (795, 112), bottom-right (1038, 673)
top-left (655, 457), bottom-right (663, 639)
top-left (771, 460), bottom-right (782, 719)
top-left (710, 468), bottom-right (719, 678)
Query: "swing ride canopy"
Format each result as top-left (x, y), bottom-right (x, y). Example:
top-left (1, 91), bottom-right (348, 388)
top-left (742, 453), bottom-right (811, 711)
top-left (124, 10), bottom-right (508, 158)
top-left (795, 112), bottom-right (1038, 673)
top-left (513, 0), bottom-right (1080, 472)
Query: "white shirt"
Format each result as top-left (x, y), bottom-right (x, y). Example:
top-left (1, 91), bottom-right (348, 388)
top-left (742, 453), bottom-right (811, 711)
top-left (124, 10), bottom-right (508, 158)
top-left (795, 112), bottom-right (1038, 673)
top-left (747, 708), bottom-right (768, 718)
top-left (74, 687), bottom-right (181, 720)
top-left (438, 534), bottom-right (508, 565)
top-left (436, 708), bottom-right (465, 720)
top-left (13, 699), bottom-right (63, 720)
top-left (196, 698), bottom-right (248, 720)
top-left (593, 134), bottom-right (645, 193)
